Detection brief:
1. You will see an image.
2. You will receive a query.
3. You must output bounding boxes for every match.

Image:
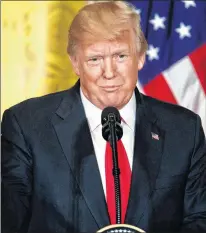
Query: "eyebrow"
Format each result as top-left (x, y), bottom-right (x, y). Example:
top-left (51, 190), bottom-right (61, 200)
top-left (86, 49), bottom-right (130, 58)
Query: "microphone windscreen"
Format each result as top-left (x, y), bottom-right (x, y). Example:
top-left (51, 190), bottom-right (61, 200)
top-left (101, 107), bottom-right (121, 125)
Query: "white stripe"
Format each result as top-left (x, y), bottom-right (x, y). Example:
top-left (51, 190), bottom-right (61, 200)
top-left (136, 80), bottom-right (145, 94)
top-left (163, 56), bottom-right (206, 134)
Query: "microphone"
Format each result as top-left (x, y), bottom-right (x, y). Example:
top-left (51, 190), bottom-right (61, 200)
top-left (101, 107), bottom-right (123, 224)
top-left (101, 107), bottom-right (123, 142)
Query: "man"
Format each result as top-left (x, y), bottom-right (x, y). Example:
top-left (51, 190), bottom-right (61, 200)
top-left (2, 1), bottom-right (206, 233)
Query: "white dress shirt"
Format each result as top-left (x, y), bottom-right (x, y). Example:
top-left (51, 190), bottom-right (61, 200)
top-left (80, 89), bottom-right (136, 196)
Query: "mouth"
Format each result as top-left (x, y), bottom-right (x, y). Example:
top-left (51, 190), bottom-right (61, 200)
top-left (100, 85), bottom-right (122, 92)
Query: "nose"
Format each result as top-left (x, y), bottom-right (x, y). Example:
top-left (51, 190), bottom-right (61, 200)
top-left (103, 57), bottom-right (115, 79)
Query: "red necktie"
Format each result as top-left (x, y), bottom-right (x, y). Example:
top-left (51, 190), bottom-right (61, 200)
top-left (105, 139), bottom-right (131, 224)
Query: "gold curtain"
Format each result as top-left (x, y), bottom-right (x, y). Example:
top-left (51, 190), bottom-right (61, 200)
top-left (1, 1), bottom-right (85, 116)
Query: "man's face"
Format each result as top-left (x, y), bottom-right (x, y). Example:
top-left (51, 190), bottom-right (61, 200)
top-left (70, 36), bottom-right (145, 110)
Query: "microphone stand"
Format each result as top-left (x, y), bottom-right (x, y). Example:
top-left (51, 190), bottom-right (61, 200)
top-left (100, 109), bottom-right (145, 232)
top-left (108, 114), bottom-right (121, 224)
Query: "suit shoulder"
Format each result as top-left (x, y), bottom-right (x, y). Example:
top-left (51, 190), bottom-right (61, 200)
top-left (3, 89), bottom-right (70, 120)
top-left (142, 95), bottom-right (198, 130)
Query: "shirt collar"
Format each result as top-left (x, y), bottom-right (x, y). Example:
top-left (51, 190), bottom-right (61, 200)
top-left (119, 92), bottom-right (136, 132)
top-left (80, 88), bottom-right (102, 132)
top-left (80, 88), bottom-right (136, 132)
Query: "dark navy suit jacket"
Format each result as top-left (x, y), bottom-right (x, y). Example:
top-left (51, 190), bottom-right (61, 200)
top-left (2, 81), bottom-right (206, 233)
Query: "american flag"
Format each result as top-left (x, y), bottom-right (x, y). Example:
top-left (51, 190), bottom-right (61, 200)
top-left (151, 132), bottom-right (160, 140)
top-left (131, 0), bottom-right (206, 134)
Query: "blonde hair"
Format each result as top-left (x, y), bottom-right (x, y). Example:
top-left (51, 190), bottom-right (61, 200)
top-left (67, 1), bottom-right (148, 56)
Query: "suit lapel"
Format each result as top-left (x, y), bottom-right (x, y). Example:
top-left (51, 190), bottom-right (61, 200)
top-left (52, 82), bottom-right (110, 228)
top-left (125, 89), bottom-right (165, 227)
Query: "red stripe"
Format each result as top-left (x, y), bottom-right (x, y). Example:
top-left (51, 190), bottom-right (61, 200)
top-left (143, 73), bottom-right (177, 104)
top-left (189, 43), bottom-right (206, 95)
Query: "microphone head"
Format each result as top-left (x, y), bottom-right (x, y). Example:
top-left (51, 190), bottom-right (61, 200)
top-left (101, 106), bottom-right (121, 125)
top-left (101, 107), bottom-right (123, 142)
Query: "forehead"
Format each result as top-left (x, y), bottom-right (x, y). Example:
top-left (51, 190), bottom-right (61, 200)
top-left (80, 38), bottom-right (131, 56)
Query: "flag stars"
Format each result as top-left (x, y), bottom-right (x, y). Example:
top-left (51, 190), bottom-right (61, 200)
top-left (135, 9), bottom-right (141, 15)
top-left (175, 22), bottom-right (192, 39)
top-left (150, 14), bottom-right (166, 31)
top-left (146, 45), bottom-right (160, 61)
top-left (182, 0), bottom-right (196, 9)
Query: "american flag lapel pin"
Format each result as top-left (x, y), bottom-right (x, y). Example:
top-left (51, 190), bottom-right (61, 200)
top-left (151, 132), bottom-right (159, 140)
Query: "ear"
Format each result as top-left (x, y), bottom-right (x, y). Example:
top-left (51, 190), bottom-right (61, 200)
top-left (69, 55), bottom-right (80, 76)
top-left (137, 53), bottom-right (145, 70)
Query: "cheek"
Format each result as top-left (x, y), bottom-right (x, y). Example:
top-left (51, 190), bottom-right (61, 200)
top-left (82, 66), bottom-right (102, 82)
top-left (118, 65), bottom-right (138, 85)
top-left (117, 63), bottom-right (128, 73)
top-left (118, 60), bottom-right (136, 74)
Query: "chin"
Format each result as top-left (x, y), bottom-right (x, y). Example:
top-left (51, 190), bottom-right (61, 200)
top-left (100, 95), bottom-right (126, 109)
top-left (102, 102), bottom-right (121, 109)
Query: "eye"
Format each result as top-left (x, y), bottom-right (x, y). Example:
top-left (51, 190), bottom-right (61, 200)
top-left (116, 54), bottom-right (128, 62)
top-left (87, 57), bottom-right (101, 65)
